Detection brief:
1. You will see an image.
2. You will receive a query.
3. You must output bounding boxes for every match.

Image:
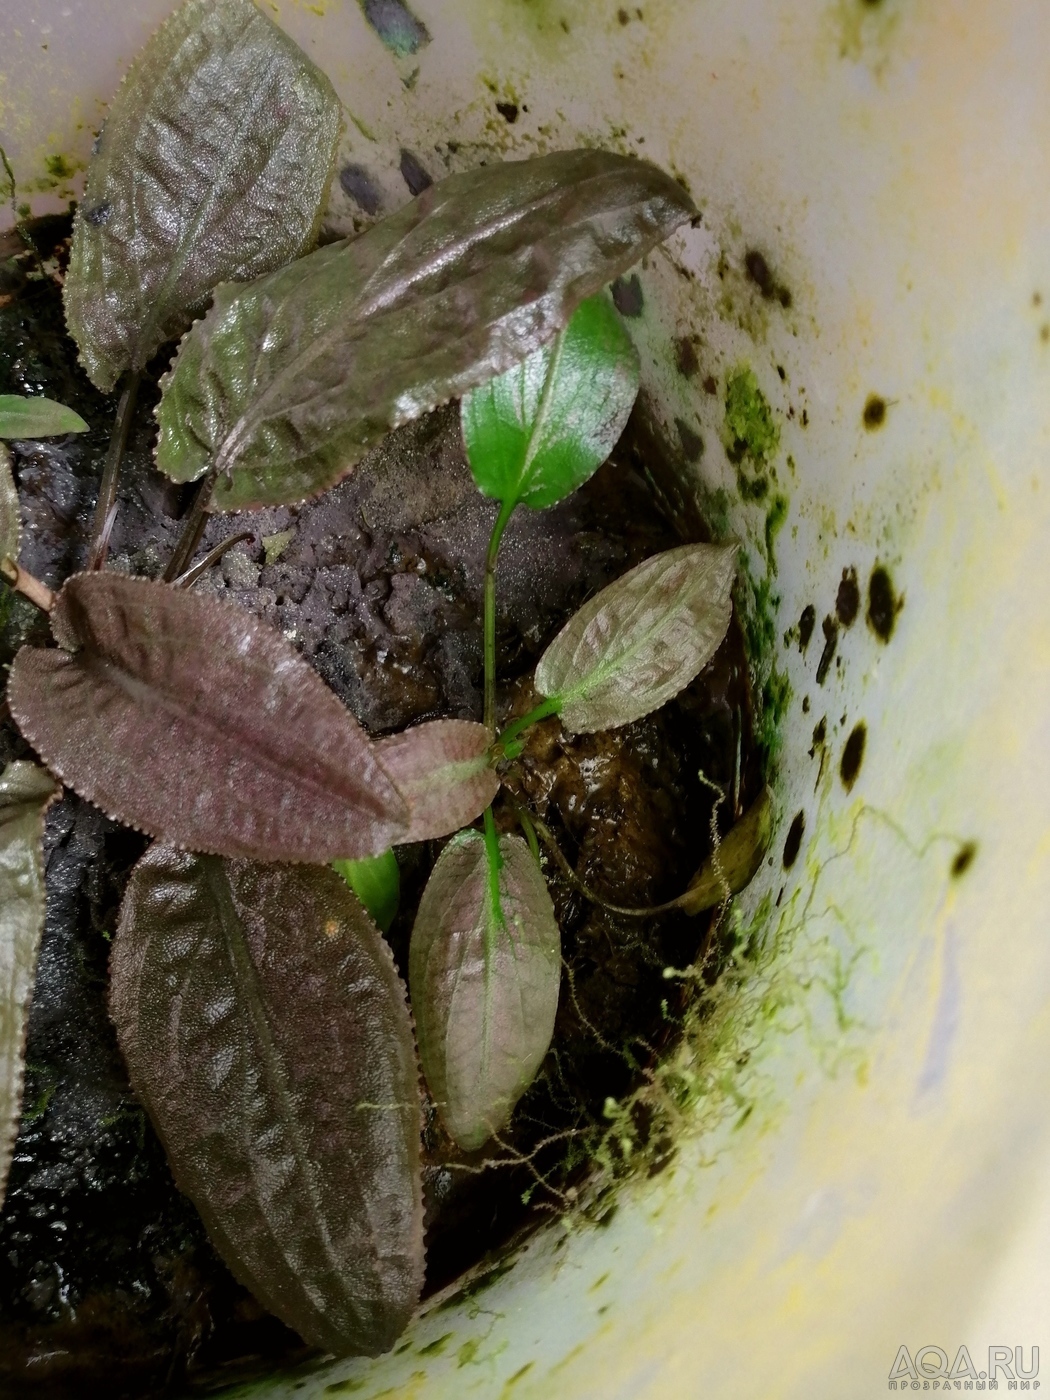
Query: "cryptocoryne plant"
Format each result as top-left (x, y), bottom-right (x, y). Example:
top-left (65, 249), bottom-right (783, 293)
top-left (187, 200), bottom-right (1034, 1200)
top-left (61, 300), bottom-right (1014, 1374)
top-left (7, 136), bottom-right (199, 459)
top-left (0, 0), bottom-right (769, 1358)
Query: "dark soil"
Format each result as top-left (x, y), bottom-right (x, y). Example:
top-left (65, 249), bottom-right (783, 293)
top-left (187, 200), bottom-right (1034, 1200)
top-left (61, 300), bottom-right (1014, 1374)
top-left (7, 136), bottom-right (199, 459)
top-left (0, 219), bottom-right (761, 1398)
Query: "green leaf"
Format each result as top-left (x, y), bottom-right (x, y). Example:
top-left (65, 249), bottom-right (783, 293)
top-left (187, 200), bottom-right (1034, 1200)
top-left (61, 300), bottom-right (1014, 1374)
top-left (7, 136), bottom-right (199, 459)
top-left (0, 761), bottom-right (59, 1208)
top-left (110, 846), bottom-right (423, 1354)
top-left (375, 720), bottom-right (500, 844)
top-left (155, 148), bottom-right (694, 511)
top-left (0, 445), bottom-right (19, 565)
top-left (461, 292), bottom-right (639, 512)
top-left (409, 828), bottom-right (561, 1151)
top-left (7, 572), bottom-right (408, 862)
top-left (535, 542), bottom-right (738, 734)
top-left (333, 850), bottom-right (400, 934)
top-left (0, 395), bottom-right (89, 440)
top-left (679, 787), bottom-right (773, 914)
top-left (64, 0), bottom-right (341, 392)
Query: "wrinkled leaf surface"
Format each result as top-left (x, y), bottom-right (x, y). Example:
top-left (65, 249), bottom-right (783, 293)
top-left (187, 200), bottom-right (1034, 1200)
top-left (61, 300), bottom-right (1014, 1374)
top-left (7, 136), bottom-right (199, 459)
top-left (410, 829), bottom-right (560, 1150)
top-left (0, 395), bottom-right (89, 439)
top-left (375, 720), bottom-right (499, 844)
top-left (7, 572), bottom-right (407, 861)
top-left (65, 0), bottom-right (340, 391)
top-left (535, 542), bottom-right (737, 733)
top-left (0, 446), bottom-right (19, 565)
top-left (155, 148), bottom-right (694, 510)
top-left (110, 846), bottom-right (423, 1354)
top-left (0, 761), bottom-right (59, 1207)
top-left (461, 293), bottom-right (638, 511)
top-left (333, 849), bottom-right (400, 934)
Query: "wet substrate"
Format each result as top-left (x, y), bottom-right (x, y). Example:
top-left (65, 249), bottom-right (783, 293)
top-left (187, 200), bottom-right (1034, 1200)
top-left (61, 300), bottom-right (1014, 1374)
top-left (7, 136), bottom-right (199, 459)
top-left (0, 220), bottom-right (762, 1398)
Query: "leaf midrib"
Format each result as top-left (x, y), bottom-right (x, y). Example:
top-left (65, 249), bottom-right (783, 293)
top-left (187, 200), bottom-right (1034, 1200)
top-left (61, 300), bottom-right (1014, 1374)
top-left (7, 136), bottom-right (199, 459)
top-left (206, 859), bottom-right (345, 1288)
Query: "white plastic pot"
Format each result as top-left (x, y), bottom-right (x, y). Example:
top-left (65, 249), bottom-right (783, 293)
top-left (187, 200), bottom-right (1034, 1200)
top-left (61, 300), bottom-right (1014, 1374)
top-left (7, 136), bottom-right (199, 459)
top-left (3, 2), bottom-right (1049, 1396)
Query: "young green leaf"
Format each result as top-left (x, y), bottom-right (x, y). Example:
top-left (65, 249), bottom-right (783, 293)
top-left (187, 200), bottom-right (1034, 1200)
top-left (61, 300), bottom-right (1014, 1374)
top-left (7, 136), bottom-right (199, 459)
top-left (375, 720), bottom-right (500, 844)
top-left (110, 846), bottom-right (424, 1355)
top-left (7, 572), bottom-right (409, 862)
top-left (155, 148), bottom-right (694, 511)
top-left (0, 395), bottom-right (89, 439)
top-left (0, 445), bottom-right (19, 565)
top-left (409, 828), bottom-right (561, 1151)
top-left (460, 292), bottom-right (639, 512)
top-left (534, 542), bottom-right (738, 734)
top-left (0, 761), bottom-right (59, 1208)
top-left (64, 0), bottom-right (341, 392)
top-left (333, 850), bottom-right (400, 934)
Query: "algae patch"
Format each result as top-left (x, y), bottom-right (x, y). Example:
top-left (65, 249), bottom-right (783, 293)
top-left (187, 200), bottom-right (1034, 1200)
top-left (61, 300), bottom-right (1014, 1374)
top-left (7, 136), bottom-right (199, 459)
top-left (724, 366), bottom-right (779, 468)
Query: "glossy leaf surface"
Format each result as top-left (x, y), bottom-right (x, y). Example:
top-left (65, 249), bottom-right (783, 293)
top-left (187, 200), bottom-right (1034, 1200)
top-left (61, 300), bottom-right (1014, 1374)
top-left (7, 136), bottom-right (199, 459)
top-left (375, 720), bottom-right (499, 844)
top-left (333, 850), bottom-right (400, 934)
top-left (7, 573), bottom-right (407, 862)
top-left (65, 0), bottom-right (340, 392)
top-left (155, 148), bottom-right (694, 510)
top-left (110, 847), bottom-right (423, 1354)
top-left (0, 446), bottom-right (19, 564)
top-left (461, 293), bottom-right (639, 511)
top-left (535, 542), bottom-right (738, 733)
top-left (0, 395), bottom-right (89, 439)
top-left (410, 829), bottom-right (560, 1150)
top-left (0, 761), bottom-right (59, 1207)
top-left (679, 787), bottom-right (773, 914)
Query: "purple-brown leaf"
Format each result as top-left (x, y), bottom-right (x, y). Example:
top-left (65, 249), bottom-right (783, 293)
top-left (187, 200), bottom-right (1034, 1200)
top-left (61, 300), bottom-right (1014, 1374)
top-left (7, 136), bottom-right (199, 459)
top-left (0, 761), bottom-right (59, 1209)
top-left (409, 829), bottom-right (561, 1151)
top-left (6, 572), bottom-right (407, 861)
top-left (375, 720), bottom-right (499, 844)
top-left (110, 846), bottom-right (424, 1355)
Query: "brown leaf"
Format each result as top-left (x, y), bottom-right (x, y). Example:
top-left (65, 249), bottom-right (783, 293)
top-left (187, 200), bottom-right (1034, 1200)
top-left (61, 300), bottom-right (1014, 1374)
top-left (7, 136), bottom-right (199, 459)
top-left (155, 148), bottom-right (695, 510)
top-left (7, 573), bottom-right (407, 862)
top-left (409, 829), bottom-right (561, 1151)
top-left (535, 542), bottom-right (738, 733)
top-left (110, 847), bottom-right (424, 1354)
top-left (65, 0), bottom-right (341, 391)
top-left (0, 761), bottom-right (59, 1208)
top-left (375, 720), bottom-right (499, 844)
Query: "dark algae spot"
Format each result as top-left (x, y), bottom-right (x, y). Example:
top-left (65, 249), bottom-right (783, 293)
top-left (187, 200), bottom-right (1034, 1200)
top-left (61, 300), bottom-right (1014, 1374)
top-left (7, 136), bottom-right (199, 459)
top-left (495, 101), bottom-right (519, 124)
top-left (361, 0), bottom-right (431, 56)
top-left (611, 273), bottom-right (644, 317)
top-left (815, 616), bottom-right (837, 685)
top-left (840, 722), bottom-right (867, 791)
top-left (674, 335), bottom-right (699, 378)
top-left (782, 810), bottom-right (805, 869)
top-left (835, 567), bottom-right (860, 626)
top-left (798, 604), bottom-right (816, 652)
top-left (951, 842), bottom-right (978, 879)
top-left (863, 394), bottom-right (887, 429)
top-left (809, 716), bottom-right (827, 756)
top-left (399, 148), bottom-right (433, 196)
top-left (744, 249), bottom-right (792, 309)
top-left (867, 564), bottom-right (900, 641)
top-left (674, 417), bottom-right (703, 463)
top-left (339, 164), bottom-right (382, 216)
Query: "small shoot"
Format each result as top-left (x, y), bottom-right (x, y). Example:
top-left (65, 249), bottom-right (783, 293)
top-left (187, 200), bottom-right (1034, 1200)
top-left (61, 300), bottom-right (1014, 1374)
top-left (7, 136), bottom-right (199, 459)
top-left (334, 850), bottom-right (400, 934)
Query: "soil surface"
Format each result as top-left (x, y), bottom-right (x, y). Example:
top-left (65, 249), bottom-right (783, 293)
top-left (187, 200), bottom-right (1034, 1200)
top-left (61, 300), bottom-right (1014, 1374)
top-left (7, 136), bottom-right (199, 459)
top-left (0, 219), bottom-right (761, 1398)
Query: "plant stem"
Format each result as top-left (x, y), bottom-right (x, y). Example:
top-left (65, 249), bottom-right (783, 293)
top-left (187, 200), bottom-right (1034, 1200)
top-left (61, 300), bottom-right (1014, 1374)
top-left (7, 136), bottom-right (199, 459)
top-left (483, 497), bottom-right (517, 733)
top-left (0, 557), bottom-right (53, 612)
top-left (88, 369), bottom-right (141, 570)
top-left (173, 530), bottom-right (254, 589)
top-left (162, 474), bottom-right (214, 583)
top-left (496, 695), bottom-right (561, 752)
